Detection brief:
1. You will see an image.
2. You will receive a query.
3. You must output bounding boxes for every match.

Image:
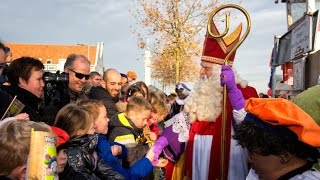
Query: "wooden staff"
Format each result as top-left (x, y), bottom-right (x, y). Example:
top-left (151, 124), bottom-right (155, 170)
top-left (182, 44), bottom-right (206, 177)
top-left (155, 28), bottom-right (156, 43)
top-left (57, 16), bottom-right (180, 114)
top-left (207, 4), bottom-right (251, 180)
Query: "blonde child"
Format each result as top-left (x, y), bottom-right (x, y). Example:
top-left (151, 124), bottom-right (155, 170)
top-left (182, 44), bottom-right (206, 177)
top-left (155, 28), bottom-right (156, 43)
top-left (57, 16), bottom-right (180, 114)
top-left (54, 103), bottom-right (124, 180)
top-left (78, 99), bottom-right (155, 180)
top-left (108, 96), bottom-right (153, 168)
top-left (0, 120), bottom-right (51, 180)
top-left (148, 99), bottom-right (170, 139)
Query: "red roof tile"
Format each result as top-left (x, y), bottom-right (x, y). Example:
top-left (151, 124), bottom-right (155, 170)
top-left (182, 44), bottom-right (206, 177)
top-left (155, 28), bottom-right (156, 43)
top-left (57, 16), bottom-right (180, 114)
top-left (5, 43), bottom-right (97, 65)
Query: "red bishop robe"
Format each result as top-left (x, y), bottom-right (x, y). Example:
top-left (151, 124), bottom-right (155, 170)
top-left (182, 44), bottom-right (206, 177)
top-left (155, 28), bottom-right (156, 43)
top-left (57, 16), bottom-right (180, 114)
top-left (184, 85), bottom-right (258, 180)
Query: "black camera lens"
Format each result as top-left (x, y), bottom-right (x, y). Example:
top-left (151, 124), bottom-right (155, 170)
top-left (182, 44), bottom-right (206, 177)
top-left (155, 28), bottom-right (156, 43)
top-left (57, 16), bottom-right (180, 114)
top-left (43, 72), bottom-right (68, 82)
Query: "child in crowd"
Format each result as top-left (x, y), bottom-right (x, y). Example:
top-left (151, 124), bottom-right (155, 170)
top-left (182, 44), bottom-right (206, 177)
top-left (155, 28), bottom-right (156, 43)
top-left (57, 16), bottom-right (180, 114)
top-left (51, 127), bottom-right (69, 174)
top-left (130, 81), bottom-right (149, 101)
top-left (166, 93), bottom-right (177, 105)
top-left (148, 92), bottom-right (158, 105)
top-left (0, 120), bottom-right (51, 180)
top-left (116, 83), bottom-right (146, 113)
top-left (78, 99), bottom-right (155, 179)
top-left (54, 104), bottom-right (124, 180)
top-left (108, 96), bottom-right (153, 168)
top-left (148, 99), bottom-right (170, 139)
top-left (50, 126), bottom-right (85, 179)
top-left (126, 84), bottom-right (146, 101)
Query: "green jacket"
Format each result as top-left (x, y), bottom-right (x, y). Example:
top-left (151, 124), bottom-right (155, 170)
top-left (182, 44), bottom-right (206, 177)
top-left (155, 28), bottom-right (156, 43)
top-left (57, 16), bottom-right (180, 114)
top-left (292, 85), bottom-right (320, 125)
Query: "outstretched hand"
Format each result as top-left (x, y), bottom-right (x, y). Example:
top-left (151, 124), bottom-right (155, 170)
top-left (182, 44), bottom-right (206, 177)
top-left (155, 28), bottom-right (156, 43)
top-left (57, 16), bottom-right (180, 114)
top-left (145, 146), bottom-right (168, 167)
top-left (220, 65), bottom-right (237, 92)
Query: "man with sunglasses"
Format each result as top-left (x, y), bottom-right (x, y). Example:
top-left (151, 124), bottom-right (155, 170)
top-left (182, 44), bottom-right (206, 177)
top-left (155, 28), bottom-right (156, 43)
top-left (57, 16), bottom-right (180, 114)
top-left (42, 54), bottom-right (91, 125)
top-left (64, 54), bottom-right (91, 97)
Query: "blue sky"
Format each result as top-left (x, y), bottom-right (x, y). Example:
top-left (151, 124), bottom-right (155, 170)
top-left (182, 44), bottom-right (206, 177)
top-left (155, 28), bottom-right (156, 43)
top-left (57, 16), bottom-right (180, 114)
top-left (0, 0), bottom-right (287, 93)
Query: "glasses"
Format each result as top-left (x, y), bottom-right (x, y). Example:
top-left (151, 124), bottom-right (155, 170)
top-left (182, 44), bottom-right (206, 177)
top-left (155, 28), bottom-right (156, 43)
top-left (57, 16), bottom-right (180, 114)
top-left (68, 68), bottom-right (90, 80)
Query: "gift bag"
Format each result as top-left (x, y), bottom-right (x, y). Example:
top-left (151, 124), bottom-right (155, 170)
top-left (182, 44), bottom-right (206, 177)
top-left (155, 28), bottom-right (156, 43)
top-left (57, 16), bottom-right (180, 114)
top-left (27, 129), bottom-right (58, 180)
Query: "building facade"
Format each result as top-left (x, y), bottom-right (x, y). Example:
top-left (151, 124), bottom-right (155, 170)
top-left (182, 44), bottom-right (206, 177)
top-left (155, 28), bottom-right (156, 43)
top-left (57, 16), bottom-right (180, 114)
top-left (5, 42), bottom-right (104, 74)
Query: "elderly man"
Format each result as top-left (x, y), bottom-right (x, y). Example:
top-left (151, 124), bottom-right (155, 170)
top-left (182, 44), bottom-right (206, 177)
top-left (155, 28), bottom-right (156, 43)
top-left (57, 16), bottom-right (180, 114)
top-left (88, 68), bottom-right (122, 118)
top-left (183, 23), bottom-right (258, 180)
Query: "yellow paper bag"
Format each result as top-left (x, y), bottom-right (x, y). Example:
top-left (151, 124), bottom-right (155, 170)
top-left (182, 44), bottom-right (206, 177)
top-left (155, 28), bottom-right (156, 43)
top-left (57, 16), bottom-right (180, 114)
top-left (27, 129), bottom-right (58, 180)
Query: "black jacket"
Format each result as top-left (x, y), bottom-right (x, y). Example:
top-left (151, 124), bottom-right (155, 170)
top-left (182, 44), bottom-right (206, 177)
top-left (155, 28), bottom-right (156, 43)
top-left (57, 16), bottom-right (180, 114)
top-left (0, 176), bottom-right (10, 180)
top-left (88, 86), bottom-right (119, 119)
top-left (63, 134), bottom-right (124, 180)
top-left (59, 163), bottom-right (88, 180)
top-left (42, 86), bottom-right (88, 125)
top-left (0, 85), bottom-right (43, 121)
top-left (0, 89), bottom-right (14, 118)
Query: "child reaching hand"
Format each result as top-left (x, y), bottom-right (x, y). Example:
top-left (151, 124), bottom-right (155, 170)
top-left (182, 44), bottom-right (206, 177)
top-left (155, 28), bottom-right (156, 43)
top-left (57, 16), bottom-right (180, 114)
top-left (78, 99), bottom-right (154, 179)
top-left (107, 96), bottom-right (153, 168)
top-left (148, 99), bottom-right (170, 139)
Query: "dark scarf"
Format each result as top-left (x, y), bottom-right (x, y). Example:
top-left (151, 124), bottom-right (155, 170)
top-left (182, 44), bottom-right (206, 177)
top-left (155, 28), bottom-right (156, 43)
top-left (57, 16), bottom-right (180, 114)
top-left (278, 161), bottom-right (315, 180)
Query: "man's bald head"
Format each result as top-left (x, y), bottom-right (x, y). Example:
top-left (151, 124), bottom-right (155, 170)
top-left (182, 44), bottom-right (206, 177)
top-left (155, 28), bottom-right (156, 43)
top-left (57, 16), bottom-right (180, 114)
top-left (103, 68), bottom-right (122, 97)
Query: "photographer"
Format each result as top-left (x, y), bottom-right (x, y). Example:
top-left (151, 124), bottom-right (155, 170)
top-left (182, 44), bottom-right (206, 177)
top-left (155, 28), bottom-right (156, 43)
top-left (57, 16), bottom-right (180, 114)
top-left (42, 54), bottom-right (90, 125)
top-left (0, 57), bottom-right (45, 121)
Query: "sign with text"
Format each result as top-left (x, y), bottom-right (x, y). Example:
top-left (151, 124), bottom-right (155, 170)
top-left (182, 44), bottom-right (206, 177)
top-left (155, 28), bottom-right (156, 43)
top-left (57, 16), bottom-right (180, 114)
top-left (293, 58), bottom-right (305, 91)
top-left (290, 16), bottom-right (312, 59)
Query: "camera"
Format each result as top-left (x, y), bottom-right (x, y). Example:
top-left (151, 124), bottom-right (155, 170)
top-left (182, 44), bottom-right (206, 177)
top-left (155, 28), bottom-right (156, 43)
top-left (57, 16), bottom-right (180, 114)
top-left (43, 71), bottom-right (69, 105)
top-left (43, 71), bottom-right (68, 82)
top-left (42, 71), bottom-right (70, 125)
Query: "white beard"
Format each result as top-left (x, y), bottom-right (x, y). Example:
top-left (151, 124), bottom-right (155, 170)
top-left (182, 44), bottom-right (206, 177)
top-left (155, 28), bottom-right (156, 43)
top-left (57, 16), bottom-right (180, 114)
top-left (184, 65), bottom-right (223, 123)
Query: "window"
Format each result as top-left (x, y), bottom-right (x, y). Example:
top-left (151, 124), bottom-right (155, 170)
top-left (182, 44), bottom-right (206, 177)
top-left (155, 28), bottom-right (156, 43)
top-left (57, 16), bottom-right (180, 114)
top-left (287, 0), bottom-right (306, 26)
top-left (47, 65), bottom-right (56, 71)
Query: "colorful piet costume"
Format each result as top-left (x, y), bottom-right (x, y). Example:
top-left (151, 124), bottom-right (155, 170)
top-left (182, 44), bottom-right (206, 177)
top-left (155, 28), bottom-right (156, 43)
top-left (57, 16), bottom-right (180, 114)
top-left (222, 66), bottom-right (320, 179)
top-left (237, 99), bottom-right (320, 179)
top-left (153, 111), bottom-right (189, 179)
